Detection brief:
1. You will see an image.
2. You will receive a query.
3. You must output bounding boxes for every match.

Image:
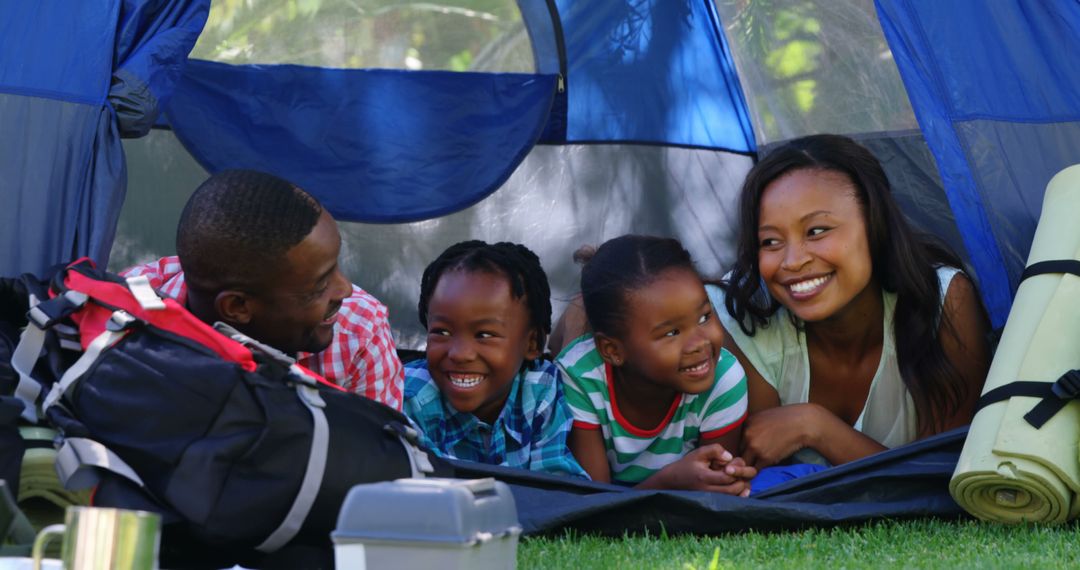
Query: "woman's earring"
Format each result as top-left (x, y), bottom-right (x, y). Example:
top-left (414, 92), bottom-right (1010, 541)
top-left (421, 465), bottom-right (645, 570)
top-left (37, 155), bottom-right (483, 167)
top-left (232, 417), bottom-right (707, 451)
top-left (612, 357), bottom-right (621, 365)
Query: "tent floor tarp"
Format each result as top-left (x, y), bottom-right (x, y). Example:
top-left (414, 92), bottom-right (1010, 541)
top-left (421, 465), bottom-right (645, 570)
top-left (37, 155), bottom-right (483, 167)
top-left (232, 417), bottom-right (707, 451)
top-left (452, 427), bottom-right (968, 536)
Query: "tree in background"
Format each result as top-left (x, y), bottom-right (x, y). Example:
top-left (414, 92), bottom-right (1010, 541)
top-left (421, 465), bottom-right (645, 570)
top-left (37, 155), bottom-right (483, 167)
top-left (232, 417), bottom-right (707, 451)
top-left (191, 0), bottom-right (531, 72)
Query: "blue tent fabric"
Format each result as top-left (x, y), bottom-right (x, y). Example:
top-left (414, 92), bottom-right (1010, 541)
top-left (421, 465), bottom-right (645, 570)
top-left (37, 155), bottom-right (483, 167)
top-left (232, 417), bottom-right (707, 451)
top-left (518, 1), bottom-right (563, 76)
top-left (876, 0), bottom-right (1080, 329)
top-left (553, 0), bottom-right (755, 152)
top-left (164, 63), bottom-right (558, 223)
top-left (162, 0), bottom-right (756, 223)
top-left (451, 428), bottom-right (967, 535)
top-left (112, 0), bottom-right (211, 137)
top-left (0, 0), bottom-right (207, 277)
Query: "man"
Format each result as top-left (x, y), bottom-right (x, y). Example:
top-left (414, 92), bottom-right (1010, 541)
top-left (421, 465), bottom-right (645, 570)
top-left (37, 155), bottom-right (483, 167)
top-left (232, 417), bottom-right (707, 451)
top-left (123, 170), bottom-right (403, 409)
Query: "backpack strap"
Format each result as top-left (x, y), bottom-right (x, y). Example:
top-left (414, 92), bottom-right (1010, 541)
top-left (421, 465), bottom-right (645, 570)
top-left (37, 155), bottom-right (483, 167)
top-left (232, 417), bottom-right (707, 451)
top-left (123, 275), bottom-right (166, 311)
top-left (11, 325), bottom-right (45, 423)
top-left (256, 372), bottom-right (330, 553)
top-left (11, 291), bottom-right (89, 422)
top-left (40, 310), bottom-right (135, 414)
top-left (55, 437), bottom-right (147, 490)
top-left (384, 422), bottom-right (436, 477)
top-left (213, 322), bottom-right (346, 393)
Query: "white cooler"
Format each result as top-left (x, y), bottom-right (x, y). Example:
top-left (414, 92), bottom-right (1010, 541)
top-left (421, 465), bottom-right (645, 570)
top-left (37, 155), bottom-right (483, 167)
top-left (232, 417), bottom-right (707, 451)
top-left (332, 477), bottom-right (521, 570)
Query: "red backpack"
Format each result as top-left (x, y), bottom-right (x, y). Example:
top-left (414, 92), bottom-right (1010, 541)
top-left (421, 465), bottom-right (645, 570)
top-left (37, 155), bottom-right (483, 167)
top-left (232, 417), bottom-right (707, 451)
top-left (5, 259), bottom-right (449, 567)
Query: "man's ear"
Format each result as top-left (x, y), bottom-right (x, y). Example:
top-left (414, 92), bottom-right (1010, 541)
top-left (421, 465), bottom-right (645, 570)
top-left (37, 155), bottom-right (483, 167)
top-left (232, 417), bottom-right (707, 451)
top-left (524, 328), bottom-right (542, 361)
top-left (214, 290), bottom-right (256, 325)
top-left (593, 333), bottom-right (625, 367)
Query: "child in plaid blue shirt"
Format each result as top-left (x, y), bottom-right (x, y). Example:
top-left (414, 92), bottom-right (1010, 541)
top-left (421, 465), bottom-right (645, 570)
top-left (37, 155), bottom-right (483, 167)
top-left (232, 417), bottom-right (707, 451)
top-left (403, 241), bottom-right (587, 478)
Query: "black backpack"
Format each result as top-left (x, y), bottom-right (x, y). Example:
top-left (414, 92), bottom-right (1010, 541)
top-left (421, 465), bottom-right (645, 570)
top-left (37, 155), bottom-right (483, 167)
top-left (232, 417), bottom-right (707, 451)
top-left (2, 259), bottom-right (450, 567)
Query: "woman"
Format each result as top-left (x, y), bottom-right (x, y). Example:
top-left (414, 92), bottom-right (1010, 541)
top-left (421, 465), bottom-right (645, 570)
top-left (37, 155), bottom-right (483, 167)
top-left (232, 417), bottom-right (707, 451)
top-left (714, 134), bottom-right (991, 468)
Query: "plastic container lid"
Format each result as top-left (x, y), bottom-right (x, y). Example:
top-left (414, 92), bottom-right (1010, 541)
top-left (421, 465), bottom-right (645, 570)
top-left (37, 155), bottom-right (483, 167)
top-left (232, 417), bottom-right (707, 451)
top-left (331, 478), bottom-right (520, 546)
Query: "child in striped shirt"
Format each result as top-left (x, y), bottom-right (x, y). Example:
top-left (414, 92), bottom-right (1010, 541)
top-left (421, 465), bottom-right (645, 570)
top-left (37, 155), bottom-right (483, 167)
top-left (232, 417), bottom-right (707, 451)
top-left (556, 235), bottom-right (754, 494)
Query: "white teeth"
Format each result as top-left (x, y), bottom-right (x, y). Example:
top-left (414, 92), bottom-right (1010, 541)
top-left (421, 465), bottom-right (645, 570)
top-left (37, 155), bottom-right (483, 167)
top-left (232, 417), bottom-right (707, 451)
top-left (450, 375), bottom-right (483, 388)
top-left (681, 362), bottom-right (708, 373)
top-left (789, 276), bottom-right (829, 294)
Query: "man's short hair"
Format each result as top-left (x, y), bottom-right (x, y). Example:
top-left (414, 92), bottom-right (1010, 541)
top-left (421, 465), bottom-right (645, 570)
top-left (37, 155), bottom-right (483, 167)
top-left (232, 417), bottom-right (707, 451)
top-left (176, 170), bottom-right (323, 293)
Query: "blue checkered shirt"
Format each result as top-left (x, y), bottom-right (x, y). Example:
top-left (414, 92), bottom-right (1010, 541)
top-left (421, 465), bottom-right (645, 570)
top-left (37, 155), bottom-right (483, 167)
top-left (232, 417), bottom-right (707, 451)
top-left (403, 358), bottom-right (588, 479)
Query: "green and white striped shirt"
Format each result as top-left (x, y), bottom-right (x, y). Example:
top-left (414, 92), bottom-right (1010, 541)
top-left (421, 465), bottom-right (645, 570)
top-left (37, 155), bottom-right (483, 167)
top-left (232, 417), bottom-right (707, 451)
top-left (556, 335), bottom-right (748, 484)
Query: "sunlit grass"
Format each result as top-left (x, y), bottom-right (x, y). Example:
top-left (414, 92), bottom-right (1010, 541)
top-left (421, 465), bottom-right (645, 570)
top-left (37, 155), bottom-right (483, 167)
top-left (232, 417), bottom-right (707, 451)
top-left (518, 519), bottom-right (1080, 569)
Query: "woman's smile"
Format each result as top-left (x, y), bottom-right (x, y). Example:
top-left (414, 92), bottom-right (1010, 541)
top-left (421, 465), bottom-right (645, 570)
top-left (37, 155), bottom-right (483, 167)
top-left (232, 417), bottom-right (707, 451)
top-left (784, 273), bottom-right (833, 299)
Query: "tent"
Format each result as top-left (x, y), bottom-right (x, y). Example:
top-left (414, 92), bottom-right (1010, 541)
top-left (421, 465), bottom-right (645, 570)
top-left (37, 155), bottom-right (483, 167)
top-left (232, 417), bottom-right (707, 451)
top-left (0, 0), bottom-right (206, 278)
top-left (5, 0), bottom-right (1080, 344)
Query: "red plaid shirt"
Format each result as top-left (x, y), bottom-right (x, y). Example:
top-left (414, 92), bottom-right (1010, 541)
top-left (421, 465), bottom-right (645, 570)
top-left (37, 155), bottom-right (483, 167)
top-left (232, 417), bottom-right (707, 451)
top-left (121, 256), bottom-right (404, 410)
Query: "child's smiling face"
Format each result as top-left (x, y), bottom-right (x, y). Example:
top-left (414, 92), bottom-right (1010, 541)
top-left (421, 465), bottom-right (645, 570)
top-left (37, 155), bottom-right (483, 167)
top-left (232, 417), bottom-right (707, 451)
top-left (755, 168), bottom-right (875, 324)
top-left (608, 267), bottom-right (723, 394)
top-left (424, 269), bottom-right (540, 423)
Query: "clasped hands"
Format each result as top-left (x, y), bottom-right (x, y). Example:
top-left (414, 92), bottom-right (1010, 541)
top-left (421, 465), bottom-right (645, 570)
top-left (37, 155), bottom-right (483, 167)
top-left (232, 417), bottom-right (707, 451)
top-left (653, 444), bottom-right (757, 496)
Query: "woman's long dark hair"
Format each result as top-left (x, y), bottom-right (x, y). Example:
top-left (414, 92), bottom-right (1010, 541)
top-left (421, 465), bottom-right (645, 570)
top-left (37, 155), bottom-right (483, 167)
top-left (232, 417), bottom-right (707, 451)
top-left (722, 134), bottom-right (978, 434)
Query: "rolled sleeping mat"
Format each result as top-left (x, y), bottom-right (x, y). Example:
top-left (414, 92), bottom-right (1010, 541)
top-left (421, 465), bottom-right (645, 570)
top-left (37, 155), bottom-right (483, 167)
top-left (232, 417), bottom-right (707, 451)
top-left (951, 164), bottom-right (1080, 523)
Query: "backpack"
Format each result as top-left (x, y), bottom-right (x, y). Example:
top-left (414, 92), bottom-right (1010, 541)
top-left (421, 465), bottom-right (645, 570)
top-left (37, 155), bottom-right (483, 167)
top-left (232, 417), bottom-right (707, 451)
top-left (3, 259), bottom-right (449, 565)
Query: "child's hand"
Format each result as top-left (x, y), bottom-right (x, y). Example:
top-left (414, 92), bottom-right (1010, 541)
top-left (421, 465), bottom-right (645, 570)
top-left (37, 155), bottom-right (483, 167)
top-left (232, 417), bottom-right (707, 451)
top-left (650, 444), bottom-right (752, 496)
top-left (710, 456), bottom-right (757, 482)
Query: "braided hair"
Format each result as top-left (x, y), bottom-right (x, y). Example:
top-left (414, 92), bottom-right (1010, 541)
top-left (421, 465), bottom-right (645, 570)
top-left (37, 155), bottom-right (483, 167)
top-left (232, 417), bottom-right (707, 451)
top-left (578, 235), bottom-right (696, 337)
top-left (177, 170), bottom-right (322, 293)
top-left (418, 241), bottom-right (552, 350)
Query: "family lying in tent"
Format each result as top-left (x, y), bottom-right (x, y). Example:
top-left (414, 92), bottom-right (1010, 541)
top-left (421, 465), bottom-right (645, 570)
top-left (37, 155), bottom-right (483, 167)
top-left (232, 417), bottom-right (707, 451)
top-left (115, 133), bottom-right (991, 497)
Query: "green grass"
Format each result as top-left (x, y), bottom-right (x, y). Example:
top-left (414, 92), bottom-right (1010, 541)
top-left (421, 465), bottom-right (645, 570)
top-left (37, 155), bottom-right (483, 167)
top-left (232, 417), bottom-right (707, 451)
top-left (518, 519), bottom-right (1080, 569)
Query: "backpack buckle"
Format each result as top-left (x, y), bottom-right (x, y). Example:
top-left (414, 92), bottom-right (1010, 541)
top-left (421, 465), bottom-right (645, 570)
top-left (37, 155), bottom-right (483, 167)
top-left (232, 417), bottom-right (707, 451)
top-left (26, 290), bottom-right (89, 329)
top-left (384, 422), bottom-right (422, 447)
top-left (105, 310), bottom-right (138, 332)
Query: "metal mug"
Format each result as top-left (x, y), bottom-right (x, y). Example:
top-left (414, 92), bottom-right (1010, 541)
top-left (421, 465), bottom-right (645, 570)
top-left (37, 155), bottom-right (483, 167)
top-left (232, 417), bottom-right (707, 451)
top-left (31, 506), bottom-right (160, 570)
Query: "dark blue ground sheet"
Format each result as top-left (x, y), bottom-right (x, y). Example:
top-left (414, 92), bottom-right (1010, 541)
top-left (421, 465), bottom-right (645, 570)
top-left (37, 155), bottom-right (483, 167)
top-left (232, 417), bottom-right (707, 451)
top-left (452, 427), bottom-right (967, 535)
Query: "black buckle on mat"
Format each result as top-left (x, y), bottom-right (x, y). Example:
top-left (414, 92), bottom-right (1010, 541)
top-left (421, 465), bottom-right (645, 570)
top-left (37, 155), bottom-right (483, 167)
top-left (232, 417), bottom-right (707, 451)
top-left (1050, 369), bottom-right (1080, 400)
top-left (1023, 370), bottom-right (1080, 429)
top-left (974, 372), bottom-right (1080, 430)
